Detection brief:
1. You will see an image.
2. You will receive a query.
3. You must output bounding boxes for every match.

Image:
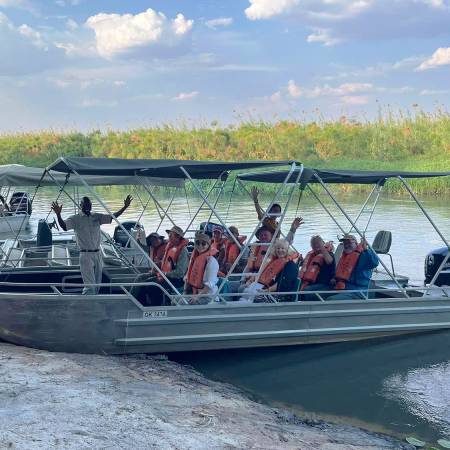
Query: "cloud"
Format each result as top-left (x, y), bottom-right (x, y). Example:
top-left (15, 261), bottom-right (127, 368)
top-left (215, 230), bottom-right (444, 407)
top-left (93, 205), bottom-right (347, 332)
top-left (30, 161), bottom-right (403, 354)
top-left (0, 12), bottom-right (63, 75)
top-left (306, 28), bottom-right (342, 46)
top-left (65, 18), bottom-right (78, 30)
top-left (172, 91), bottom-right (199, 101)
top-left (86, 8), bottom-right (193, 59)
top-left (287, 79), bottom-right (302, 97)
top-left (245, 0), bottom-right (300, 20)
top-left (420, 88), bottom-right (450, 95)
top-left (341, 95), bottom-right (369, 105)
top-left (417, 47), bottom-right (450, 70)
top-left (18, 24), bottom-right (48, 50)
top-left (205, 17), bottom-right (233, 29)
top-left (244, 0), bottom-right (450, 44)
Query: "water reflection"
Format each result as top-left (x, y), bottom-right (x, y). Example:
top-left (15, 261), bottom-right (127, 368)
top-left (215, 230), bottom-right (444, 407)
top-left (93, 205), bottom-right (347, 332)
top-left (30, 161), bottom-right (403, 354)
top-left (173, 331), bottom-right (450, 442)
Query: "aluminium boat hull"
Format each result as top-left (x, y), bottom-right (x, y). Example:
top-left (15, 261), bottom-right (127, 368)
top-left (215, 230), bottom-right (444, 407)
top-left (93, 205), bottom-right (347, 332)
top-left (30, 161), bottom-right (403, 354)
top-left (1, 293), bottom-right (450, 354)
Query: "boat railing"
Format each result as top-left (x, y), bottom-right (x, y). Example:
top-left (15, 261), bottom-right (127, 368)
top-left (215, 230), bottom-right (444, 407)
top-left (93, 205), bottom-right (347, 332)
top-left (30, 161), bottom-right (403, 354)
top-left (0, 280), bottom-right (448, 302)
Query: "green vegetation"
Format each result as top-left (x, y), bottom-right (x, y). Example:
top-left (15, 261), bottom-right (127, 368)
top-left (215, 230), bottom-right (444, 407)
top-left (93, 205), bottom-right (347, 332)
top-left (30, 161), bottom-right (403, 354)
top-left (1, 109), bottom-right (449, 194)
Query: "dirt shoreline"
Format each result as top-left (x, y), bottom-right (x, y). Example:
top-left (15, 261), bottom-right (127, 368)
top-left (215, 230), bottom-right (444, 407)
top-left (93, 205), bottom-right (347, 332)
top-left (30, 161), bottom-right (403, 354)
top-left (0, 343), bottom-right (413, 449)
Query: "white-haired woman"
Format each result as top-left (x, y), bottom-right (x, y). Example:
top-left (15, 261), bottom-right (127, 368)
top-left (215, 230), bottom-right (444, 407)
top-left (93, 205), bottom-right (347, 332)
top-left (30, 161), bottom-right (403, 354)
top-left (239, 239), bottom-right (298, 302)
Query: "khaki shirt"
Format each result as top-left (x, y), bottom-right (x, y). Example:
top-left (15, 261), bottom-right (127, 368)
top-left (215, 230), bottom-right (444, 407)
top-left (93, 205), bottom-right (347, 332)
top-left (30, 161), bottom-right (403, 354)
top-left (65, 212), bottom-right (112, 250)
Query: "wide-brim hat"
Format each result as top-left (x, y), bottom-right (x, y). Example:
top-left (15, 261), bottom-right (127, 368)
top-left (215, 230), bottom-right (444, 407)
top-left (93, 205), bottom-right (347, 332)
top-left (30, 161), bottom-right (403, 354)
top-left (165, 225), bottom-right (184, 237)
top-left (194, 231), bottom-right (211, 243)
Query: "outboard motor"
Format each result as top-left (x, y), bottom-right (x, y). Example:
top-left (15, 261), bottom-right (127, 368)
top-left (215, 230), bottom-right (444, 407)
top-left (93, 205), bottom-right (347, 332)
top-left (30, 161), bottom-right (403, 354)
top-left (113, 221), bottom-right (143, 247)
top-left (36, 220), bottom-right (52, 247)
top-left (9, 192), bottom-right (32, 215)
top-left (424, 247), bottom-right (450, 286)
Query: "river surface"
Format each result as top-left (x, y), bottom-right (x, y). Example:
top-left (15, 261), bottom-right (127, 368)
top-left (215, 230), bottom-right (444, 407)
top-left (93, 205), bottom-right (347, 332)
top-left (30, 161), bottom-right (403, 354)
top-left (4, 186), bottom-right (450, 444)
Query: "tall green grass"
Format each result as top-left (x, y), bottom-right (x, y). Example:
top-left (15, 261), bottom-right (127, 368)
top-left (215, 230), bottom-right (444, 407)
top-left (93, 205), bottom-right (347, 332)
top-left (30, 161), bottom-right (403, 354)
top-left (1, 109), bottom-right (449, 194)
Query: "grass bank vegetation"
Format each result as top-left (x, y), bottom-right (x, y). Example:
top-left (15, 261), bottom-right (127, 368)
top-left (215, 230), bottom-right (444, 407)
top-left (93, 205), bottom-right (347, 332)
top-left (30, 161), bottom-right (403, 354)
top-left (1, 109), bottom-right (449, 194)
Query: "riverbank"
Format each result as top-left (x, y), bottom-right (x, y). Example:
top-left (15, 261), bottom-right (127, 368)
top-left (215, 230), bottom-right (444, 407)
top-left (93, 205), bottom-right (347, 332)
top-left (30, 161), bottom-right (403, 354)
top-left (0, 343), bottom-right (413, 449)
top-left (1, 110), bottom-right (449, 194)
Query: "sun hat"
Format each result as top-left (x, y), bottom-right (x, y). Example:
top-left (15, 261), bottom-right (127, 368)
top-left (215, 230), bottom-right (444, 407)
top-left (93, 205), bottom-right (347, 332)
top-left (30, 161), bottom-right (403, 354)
top-left (165, 225), bottom-right (184, 237)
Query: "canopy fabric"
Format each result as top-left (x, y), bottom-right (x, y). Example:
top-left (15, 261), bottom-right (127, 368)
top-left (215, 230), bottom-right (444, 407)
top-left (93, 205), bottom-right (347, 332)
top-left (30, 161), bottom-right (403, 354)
top-left (0, 164), bottom-right (182, 187)
top-left (47, 157), bottom-right (293, 179)
top-left (237, 168), bottom-right (450, 186)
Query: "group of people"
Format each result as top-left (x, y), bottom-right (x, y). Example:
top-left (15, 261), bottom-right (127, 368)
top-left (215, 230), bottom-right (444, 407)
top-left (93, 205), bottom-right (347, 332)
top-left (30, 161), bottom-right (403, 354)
top-left (51, 190), bottom-right (379, 304)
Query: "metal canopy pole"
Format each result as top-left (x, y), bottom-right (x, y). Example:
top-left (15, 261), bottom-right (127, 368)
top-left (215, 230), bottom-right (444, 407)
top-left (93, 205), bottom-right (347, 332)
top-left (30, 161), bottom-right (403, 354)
top-left (217, 162), bottom-right (301, 295)
top-left (180, 168), bottom-right (242, 249)
top-left (65, 161), bottom-right (181, 299)
top-left (44, 170), bottom-right (137, 272)
top-left (140, 182), bottom-right (178, 229)
top-left (182, 177), bottom-right (222, 236)
top-left (306, 185), bottom-right (347, 234)
top-left (315, 173), bottom-right (409, 297)
top-left (397, 176), bottom-right (450, 290)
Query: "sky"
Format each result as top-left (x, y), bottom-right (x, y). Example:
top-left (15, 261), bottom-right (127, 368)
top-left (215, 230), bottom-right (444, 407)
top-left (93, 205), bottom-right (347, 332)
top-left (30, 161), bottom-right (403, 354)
top-left (0, 0), bottom-right (449, 132)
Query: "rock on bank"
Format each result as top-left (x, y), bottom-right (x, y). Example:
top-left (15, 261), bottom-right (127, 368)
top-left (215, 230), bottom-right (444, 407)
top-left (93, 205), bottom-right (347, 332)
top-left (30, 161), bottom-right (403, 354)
top-left (0, 343), bottom-right (412, 449)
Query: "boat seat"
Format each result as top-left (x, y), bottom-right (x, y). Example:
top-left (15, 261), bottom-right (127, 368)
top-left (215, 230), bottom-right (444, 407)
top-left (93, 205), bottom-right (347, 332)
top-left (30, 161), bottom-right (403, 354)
top-left (49, 245), bottom-right (71, 266)
top-left (3, 247), bottom-right (23, 267)
top-left (372, 230), bottom-right (395, 276)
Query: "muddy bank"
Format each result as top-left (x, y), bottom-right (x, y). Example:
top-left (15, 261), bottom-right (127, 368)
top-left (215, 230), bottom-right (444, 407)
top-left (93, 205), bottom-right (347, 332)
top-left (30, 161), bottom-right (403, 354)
top-left (0, 343), bottom-right (412, 449)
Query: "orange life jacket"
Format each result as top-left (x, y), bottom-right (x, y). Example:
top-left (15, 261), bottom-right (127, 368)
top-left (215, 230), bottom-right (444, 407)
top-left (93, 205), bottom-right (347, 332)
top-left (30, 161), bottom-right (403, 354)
top-left (335, 244), bottom-right (363, 290)
top-left (224, 235), bottom-right (246, 265)
top-left (299, 244), bottom-right (333, 290)
top-left (186, 248), bottom-right (217, 294)
top-left (158, 238), bottom-right (189, 280)
top-left (149, 242), bottom-right (167, 268)
top-left (258, 256), bottom-right (289, 287)
top-left (247, 243), bottom-right (269, 272)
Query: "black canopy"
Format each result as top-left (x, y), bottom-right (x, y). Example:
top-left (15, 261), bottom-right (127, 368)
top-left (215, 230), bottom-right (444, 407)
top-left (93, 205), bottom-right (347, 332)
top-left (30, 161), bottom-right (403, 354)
top-left (48, 157), bottom-right (293, 179)
top-left (238, 167), bottom-right (450, 186)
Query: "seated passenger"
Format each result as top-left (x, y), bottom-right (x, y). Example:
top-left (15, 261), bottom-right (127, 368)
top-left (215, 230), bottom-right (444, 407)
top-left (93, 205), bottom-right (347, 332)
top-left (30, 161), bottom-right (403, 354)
top-left (327, 234), bottom-right (379, 300)
top-left (184, 232), bottom-right (219, 305)
top-left (239, 239), bottom-right (296, 302)
top-left (241, 226), bottom-right (273, 288)
top-left (221, 226), bottom-right (247, 274)
top-left (131, 225), bottom-right (189, 306)
top-left (146, 232), bottom-right (167, 268)
top-left (299, 236), bottom-right (335, 300)
top-left (211, 226), bottom-right (226, 268)
top-left (0, 195), bottom-right (9, 215)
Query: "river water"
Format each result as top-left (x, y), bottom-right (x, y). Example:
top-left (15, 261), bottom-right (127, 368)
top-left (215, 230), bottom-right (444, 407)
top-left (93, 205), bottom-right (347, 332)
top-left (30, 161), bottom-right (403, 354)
top-left (6, 186), bottom-right (450, 444)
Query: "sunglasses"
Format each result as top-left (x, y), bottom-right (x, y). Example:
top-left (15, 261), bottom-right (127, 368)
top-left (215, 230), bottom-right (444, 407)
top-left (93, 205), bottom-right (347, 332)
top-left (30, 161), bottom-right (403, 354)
top-left (195, 240), bottom-right (209, 246)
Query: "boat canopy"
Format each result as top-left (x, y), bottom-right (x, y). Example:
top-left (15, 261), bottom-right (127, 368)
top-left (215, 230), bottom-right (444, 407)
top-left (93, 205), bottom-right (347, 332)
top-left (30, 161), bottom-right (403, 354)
top-left (237, 167), bottom-right (450, 187)
top-left (47, 157), bottom-right (293, 179)
top-left (0, 164), bottom-right (182, 187)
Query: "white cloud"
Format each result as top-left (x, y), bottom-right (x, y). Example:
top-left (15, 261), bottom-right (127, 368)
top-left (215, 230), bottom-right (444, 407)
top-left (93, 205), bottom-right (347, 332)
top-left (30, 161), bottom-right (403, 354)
top-left (205, 17), bottom-right (233, 29)
top-left (86, 8), bottom-right (193, 58)
top-left (245, 0), bottom-right (300, 20)
top-left (341, 95), bottom-right (369, 105)
top-left (65, 18), bottom-right (78, 30)
top-left (18, 24), bottom-right (47, 50)
top-left (244, 0), bottom-right (450, 44)
top-left (172, 91), bottom-right (199, 101)
top-left (417, 47), bottom-right (450, 70)
top-left (420, 88), bottom-right (450, 95)
top-left (306, 28), bottom-right (342, 46)
top-left (287, 79), bottom-right (302, 97)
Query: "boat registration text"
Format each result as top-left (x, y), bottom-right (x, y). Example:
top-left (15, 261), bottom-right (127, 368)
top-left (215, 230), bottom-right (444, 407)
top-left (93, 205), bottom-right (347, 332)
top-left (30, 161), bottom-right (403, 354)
top-left (143, 310), bottom-right (168, 319)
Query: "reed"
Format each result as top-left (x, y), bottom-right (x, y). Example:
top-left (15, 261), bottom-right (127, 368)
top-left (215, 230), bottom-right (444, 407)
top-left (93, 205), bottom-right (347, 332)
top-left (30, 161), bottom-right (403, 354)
top-left (1, 108), bottom-right (449, 194)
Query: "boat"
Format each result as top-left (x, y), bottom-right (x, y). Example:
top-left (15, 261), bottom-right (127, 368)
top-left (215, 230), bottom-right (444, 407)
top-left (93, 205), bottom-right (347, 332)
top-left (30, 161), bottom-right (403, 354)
top-left (0, 157), bottom-right (449, 355)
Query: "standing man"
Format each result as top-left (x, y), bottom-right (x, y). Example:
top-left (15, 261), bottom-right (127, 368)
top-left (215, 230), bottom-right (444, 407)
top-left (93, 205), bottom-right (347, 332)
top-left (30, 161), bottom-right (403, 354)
top-left (51, 195), bottom-right (132, 295)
